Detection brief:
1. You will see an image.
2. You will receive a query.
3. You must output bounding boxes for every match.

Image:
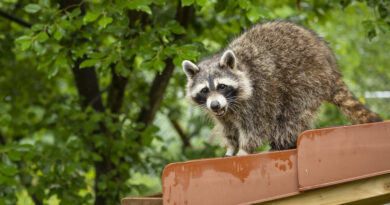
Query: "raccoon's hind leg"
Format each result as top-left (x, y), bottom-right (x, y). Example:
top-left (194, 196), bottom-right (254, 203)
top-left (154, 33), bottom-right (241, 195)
top-left (270, 93), bottom-right (323, 150)
top-left (237, 129), bottom-right (262, 155)
top-left (329, 78), bottom-right (382, 123)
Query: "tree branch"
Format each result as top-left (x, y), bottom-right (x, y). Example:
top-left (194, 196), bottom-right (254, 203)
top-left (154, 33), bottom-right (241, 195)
top-left (297, 0), bottom-right (302, 11)
top-left (169, 118), bottom-right (192, 149)
top-left (0, 9), bottom-right (32, 28)
top-left (136, 2), bottom-right (194, 132)
top-left (72, 60), bottom-right (105, 112)
top-left (107, 66), bottom-right (129, 115)
top-left (137, 59), bottom-right (175, 128)
top-left (0, 132), bottom-right (6, 145)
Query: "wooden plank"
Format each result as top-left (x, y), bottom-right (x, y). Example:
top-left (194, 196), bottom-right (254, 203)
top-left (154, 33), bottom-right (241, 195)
top-left (343, 193), bottom-right (390, 205)
top-left (255, 174), bottom-right (390, 205)
top-left (297, 120), bottom-right (390, 191)
top-left (162, 150), bottom-right (299, 205)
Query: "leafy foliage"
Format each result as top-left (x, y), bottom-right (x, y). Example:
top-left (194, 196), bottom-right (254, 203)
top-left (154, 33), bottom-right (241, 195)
top-left (0, 0), bottom-right (389, 204)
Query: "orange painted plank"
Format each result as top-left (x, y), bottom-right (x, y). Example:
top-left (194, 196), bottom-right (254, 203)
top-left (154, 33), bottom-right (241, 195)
top-left (297, 120), bottom-right (390, 191)
top-left (162, 150), bottom-right (299, 205)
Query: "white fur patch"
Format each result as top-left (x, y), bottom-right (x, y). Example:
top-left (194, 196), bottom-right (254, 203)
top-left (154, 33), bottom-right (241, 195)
top-left (214, 78), bottom-right (239, 88)
top-left (236, 149), bottom-right (248, 156)
top-left (190, 82), bottom-right (208, 97)
top-left (206, 94), bottom-right (227, 109)
top-left (225, 147), bottom-right (235, 156)
top-left (236, 70), bottom-right (253, 100)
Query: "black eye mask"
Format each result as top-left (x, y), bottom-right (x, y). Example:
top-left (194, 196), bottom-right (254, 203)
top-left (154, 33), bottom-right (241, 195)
top-left (220, 86), bottom-right (237, 100)
top-left (193, 91), bottom-right (208, 105)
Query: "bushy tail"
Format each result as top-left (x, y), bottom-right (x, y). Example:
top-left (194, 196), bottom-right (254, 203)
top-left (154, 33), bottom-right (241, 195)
top-left (329, 78), bottom-right (382, 124)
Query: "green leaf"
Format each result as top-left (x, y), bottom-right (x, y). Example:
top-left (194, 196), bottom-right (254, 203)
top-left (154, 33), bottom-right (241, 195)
top-left (247, 8), bottom-right (260, 22)
top-left (115, 61), bottom-right (130, 77)
top-left (8, 150), bottom-right (22, 161)
top-left (173, 56), bottom-right (183, 68)
top-left (196, 0), bottom-right (207, 6)
top-left (92, 152), bottom-right (103, 161)
top-left (247, 7), bottom-right (269, 22)
top-left (168, 21), bottom-right (186, 34)
top-left (138, 5), bottom-right (152, 15)
top-left (367, 29), bottom-right (376, 40)
top-left (126, 1), bottom-right (152, 14)
top-left (98, 16), bottom-right (113, 28)
top-left (179, 44), bottom-right (200, 60)
top-left (88, 52), bottom-right (106, 59)
top-left (258, 142), bottom-right (271, 152)
top-left (55, 55), bottom-right (68, 67)
top-left (53, 28), bottom-right (63, 40)
top-left (15, 36), bottom-right (32, 50)
top-left (141, 125), bottom-right (159, 146)
top-left (153, 59), bottom-right (166, 72)
top-left (32, 40), bottom-right (46, 55)
top-left (80, 59), bottom-right (99, 68)
top-left (38, 57), bottom-right (53, 70)
top-left (70, 8), bottom-right (81, 18)
top-left (181, 0), bottom-right (194, 6)
top-left (84, 11), bottom-right (101, 23)
top-left (47, 25), bottom-right (56, 35)
top-left (0, 165), bottom-right (18, 176)
top-left (36, 32), bottom-right (49, 43)
top-left (24, 4), bottom-right (41, 13)
top-left (238, 0), bottom-right (251, 9)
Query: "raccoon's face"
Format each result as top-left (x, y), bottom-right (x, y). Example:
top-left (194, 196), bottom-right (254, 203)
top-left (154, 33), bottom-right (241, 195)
top-left (182, 50), bottom-right (248, 117)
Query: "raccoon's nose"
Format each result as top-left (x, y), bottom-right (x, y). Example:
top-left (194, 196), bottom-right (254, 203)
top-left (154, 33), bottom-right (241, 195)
top-left (210, 101), bottom-right (221, 111)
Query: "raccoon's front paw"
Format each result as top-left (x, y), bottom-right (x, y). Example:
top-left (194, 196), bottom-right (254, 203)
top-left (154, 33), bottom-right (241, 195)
top-left (236, 149), bottom-right (248, 156)
top-left (225, 147), bottom-right (235, 157)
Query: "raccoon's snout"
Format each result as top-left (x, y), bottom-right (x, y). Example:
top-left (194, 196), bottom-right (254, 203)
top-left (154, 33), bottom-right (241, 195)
top-left (207, 94), bottom-right (227, 116)
top-left (211, 101), bottom-right (226, 116)
top-left (210, 101), bottom-right (221, 111)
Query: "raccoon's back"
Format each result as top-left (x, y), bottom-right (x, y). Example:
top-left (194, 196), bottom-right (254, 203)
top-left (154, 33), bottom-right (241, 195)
top-left (228, 21), bottom-right (341, 102)
top-left (229, 21), bottom-right (339, 78)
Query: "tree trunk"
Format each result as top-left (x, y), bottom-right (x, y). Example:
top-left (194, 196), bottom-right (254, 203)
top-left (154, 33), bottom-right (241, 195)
top-left (57, 1), bottom-right (113, 204)
top-left (71, 59), bottom-right (109, 205)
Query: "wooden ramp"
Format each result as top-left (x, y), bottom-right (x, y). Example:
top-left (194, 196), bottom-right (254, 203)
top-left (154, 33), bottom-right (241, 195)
top-left (121, 121), bottom-right (390, 205)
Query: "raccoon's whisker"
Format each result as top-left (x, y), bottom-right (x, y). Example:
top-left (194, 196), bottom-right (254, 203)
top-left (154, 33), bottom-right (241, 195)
top-left (228, 100), bottom-right (242, 109)
top-left (227, 102), bottom-right (240, 113)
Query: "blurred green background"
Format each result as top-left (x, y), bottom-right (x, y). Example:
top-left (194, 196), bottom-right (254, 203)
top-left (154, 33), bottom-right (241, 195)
top-left (0, 0), bottom-right (389, 204)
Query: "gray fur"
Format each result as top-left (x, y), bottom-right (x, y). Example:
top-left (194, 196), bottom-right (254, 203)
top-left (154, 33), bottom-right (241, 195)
top-left (183, 21), bottom-right (382, 155)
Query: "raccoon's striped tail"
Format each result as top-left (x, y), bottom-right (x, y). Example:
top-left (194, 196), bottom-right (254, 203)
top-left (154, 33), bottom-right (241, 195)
top-left (329, 78), bottom-right (382, 124)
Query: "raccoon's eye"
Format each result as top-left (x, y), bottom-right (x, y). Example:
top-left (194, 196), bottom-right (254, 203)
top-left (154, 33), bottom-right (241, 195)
top-left (200, 88), bottom-right (209, 94)
top-left (217, 84), bottom-right (226, 90)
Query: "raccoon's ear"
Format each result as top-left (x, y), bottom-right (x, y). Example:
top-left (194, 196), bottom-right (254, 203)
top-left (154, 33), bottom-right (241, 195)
top-left (220, 50), bottom-right (236, 70)
top-left (182, 60), bottom-right (199, 78)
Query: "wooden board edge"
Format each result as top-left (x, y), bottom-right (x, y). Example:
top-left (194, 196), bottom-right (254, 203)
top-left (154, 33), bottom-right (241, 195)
top-left (256, 173), bottom-right (390, 205)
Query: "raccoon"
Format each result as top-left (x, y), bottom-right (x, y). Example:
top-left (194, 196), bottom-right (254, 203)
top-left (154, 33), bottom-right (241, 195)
top-left (182, 21), bottom-right (382, 156)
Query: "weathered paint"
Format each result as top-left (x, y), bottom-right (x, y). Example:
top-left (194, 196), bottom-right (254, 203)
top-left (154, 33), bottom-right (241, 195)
top-left (162, 150), bottom-right (299, 205)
